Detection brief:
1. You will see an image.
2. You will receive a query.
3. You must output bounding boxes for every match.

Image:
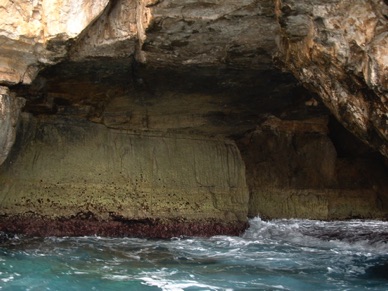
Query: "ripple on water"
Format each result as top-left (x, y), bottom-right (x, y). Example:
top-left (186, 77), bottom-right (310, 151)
top-left (0, 218), bottom-right (387, 290)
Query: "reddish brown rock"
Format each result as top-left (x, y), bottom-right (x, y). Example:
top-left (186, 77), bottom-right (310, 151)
top-left (0, 215), bottom-right (247, 238)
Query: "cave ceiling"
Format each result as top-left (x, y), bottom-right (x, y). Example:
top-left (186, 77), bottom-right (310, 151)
top-left (1, 0), bottom-right (387, 152)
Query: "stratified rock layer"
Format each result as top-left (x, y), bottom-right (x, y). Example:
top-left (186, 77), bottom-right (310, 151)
top-left (0, 0), bottom-right (387, 231)
top-left (0, 115), bottom-right (249, 229)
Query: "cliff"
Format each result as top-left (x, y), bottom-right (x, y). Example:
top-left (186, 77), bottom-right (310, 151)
top-left (0, 0), bottom-right (387, 236)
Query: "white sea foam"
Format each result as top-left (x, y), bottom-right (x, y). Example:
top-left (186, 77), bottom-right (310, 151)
top-left (1, 217), bottom-right (387, 290)
top-left (243, 217), bottom-right (388, 253)
top-left (103, 274), bottom-right (134, 281)
top-left (139, 272), bottom-right (222, 291)
top-left (1, 275), bottom-right (14, 283)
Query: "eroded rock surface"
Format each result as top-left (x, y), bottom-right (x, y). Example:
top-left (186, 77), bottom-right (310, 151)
top-left (0, 0), bottom-right (109, 84)
top-left (275, 0), bottom-right (388, 157)
top-left (0, 0), bottom-right (387, 230)
top-left (1, 0), bottom-right (386, 153)
top-left (0, 115), bottom-right (248, 228)
top-left (238, 116), bottom-right (388, 219)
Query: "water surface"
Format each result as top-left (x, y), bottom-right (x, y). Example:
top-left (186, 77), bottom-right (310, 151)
top-left (1, 218), bottom-right (387, 290)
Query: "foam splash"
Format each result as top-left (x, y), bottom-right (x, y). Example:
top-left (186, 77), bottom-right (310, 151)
top-left (243, 217), bottom-right (388, 253)
top-left (1, 217), bottom-right (387, 290)
top-left (139, 268), bottom-right (222, 291)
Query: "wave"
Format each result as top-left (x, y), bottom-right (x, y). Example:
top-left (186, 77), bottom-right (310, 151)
top-left (242, 217), bottom-right (388, 253)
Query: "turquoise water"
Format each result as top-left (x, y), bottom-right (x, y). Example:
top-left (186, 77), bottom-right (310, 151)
top-left (1, 218), bottom-right (387, 290)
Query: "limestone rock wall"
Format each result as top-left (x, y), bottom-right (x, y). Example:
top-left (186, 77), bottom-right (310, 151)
top-left (0, 0), bottom-right (109, 84)
top-left (238, 116), bottom-right (388, 219)
top-left (1, 0), bottom-right (386, 157)
top-left (0, 87), bottom-right (25, 166)
top-left (0, 0), bottom-right (280, 86)
top-left (69, 0), bottom-right (152, 60)
top-left (0, 116), bottom-right (249, 223)
top-left (0, 0), bottom-right (387, 226)
top-left (141, 0), bottom-right (277, 68)
top-left (275, 0), bottom-right (388, 157)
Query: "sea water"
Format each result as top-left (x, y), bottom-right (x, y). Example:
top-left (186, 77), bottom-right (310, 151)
top-left (0, 217), bottom-right (387, 290)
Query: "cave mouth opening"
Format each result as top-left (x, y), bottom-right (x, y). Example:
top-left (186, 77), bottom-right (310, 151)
top-left (11, 57), bottom-right (329, 139)
top-left (13, 56), bottom-right (386, 165)
top-left (2, 56), bottom-right (387, 234)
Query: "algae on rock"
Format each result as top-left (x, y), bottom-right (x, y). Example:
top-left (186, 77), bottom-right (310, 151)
top-left (0, 116), bottom-right (249, 223)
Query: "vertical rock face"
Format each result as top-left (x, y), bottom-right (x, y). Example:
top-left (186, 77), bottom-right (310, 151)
top-left (0, 0), bottom-right (387, 233)
top-left (275, 0), bottom-right (388, 157)
top-left (0, 116), bottom-right (249, 228)
top-left (0, 87), bottom-right (25, 165)
top-left (238, 116), bottom-right (388, 219)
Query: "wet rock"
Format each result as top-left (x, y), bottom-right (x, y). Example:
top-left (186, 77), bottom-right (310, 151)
top-left (0, 0), bottom-right (387, 228)
top-left (0, 215), bottom-right (248, 238)
top-left (0, 115), bottom-right (249, 225)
